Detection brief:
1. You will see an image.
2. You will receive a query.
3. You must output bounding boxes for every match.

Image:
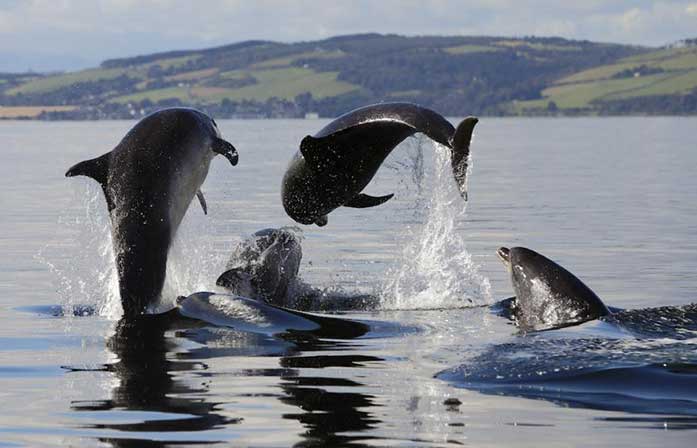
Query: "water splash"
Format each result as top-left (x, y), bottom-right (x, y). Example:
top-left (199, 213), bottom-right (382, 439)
top-left (158, 216), bottom-right (228, 313)
top-left (380, 141), bottom-right (492, 310)
top-left (37, 182), bottom-right (122, 319)
top-left (40, 182), bottom-right (227, 319)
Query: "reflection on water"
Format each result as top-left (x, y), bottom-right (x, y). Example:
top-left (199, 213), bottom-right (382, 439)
top-left (66, 311), bottom-right (386, 447)
top-left (70, 314), bottom-right (237, 446)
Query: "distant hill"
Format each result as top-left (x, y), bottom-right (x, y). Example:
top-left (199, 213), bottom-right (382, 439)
top-left (1, 33), bottom-right (696, 119)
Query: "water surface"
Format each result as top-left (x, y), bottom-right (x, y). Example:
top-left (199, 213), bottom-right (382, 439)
top-left (1, 117), bottom-right (696, 446)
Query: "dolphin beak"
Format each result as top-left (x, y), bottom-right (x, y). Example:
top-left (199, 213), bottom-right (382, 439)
top-left (213, 138), bottom-right (239, 166)
top-left (497, 247), bottom-right (511, 265)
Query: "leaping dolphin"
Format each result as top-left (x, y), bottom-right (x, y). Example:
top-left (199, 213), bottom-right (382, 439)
top-left (282, 102), bottom-right (478, 226)
top-left (65, 108), bottom-right (238, 317)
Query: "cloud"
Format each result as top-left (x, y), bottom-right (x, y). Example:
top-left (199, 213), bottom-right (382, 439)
top-left (1, 1), bottom-right (696, 72)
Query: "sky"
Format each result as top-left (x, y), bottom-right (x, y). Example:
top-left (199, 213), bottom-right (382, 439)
top-left (1, 0), bottom-right (697, 72)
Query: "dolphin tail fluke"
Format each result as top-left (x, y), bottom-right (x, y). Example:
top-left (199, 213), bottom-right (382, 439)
top-left (65, 153), bottom-right (109, 186)
top-left (449, 116), bottom-right (478, 201)
top-left (344, 192), bottom-right (394, 208)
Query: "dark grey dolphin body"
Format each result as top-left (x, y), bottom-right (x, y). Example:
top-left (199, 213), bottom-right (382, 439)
top-left (282, 102), bottom-right (478, 226)
top-left (216, 227), bottom-right (303, 307)
top-left (497, 247), bottom-right (611, 331)
top-left (65, 108), bottom-right (238, 317)
top-left (216, 227), bottom-right (380, 311)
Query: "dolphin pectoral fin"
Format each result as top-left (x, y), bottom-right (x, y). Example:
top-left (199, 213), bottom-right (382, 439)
top-left (344, 193), bottom-right (394, 209)
top-left (65, 153), bottom-right (109, 185)
top-left (449, 116), bottom-right (478, 201)
top-left (212, 137), bottom-right (239, 166)
top-left (196, 190), bottom-right (208, 215)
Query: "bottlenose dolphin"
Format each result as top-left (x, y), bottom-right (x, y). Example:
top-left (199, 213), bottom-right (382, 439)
top-left (65, 108), bottom-right (238, 317)
top-left (497, 247), bottom-right (611, 331)
top-left (216, 227), bottom-right (380, 311)
top-left (282, 102), bottom-right (478, 226)
top-left (216, 227), bottom-right (303, 307)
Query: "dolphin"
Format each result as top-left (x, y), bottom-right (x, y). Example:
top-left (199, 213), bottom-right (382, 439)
top-left (65, 107), bottom-right (238, 317)
top-left (216, 227), bottom-right (303, 307)
top-left (282, 102), bottom-right (478, 226)
top-left (496, 246), bottom-right (611, 331)
top-left (216, 227), bottom-right (381, 311)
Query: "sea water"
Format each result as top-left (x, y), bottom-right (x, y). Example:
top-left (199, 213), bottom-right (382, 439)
top-left (1, 117), bottom-right (696, 446)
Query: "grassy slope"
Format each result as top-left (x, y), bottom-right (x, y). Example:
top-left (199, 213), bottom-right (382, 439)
top-left (515, 46), bottom-right (697, 111)
top-left (6, 56), bottom-right (198, 96)
top-left (0, 105), bottom-right (76, 118)
top-left (111, 67), bottom-right (358, 104)
top-left (3, 35), bottom-right (685, 116)
top-left (1, 37), bottom-right (617, 107)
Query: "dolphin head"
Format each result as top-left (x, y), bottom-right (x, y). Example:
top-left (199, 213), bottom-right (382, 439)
top-left (497, 246), bottom-right (610, 331)
top-left (217, 227), bottom-right (303, 306)
top-left (496, 247), bottom-right (512, 270)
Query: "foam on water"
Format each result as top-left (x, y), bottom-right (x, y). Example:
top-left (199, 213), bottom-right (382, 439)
top-left (379, 141), bottom-right (492, 310)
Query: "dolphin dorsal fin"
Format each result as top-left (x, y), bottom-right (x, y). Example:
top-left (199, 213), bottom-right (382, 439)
top-left (300, 135), bottom-right (340, 172)
top-left (344, 193), bottom-right (394, 209)
top-left (65, 153), bottom-right (110, 186)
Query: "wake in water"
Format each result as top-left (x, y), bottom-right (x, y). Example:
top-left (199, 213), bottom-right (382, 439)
top-left (438, 304), bottom-right (697, 415)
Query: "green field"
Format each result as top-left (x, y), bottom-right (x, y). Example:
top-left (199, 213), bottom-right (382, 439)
top-left (111, 86), bottom-right (191, 104)
top-left (494, 40), bottom-right (582, 51)
top-left (112, 67), bottom-right (359, 104)
top-left (251, 50), bottom-right (345, 69)
top-left (444, 44), bottom-right (499, 54)
top-left (5, 55), bottom-right (201, 96)
top-left (6, 67), bottom-right (130, 95)
top-left (515, 46), bottom-right (697, 112)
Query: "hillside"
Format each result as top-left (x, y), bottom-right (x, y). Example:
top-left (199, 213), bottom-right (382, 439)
top-left (514, 44), bottom-right (697, 115)
top-left (1, 34), bottom-right (695, 119)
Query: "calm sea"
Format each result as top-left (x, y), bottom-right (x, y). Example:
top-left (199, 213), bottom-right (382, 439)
top-left (1, 117), bottom-right (696, 446)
